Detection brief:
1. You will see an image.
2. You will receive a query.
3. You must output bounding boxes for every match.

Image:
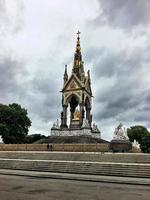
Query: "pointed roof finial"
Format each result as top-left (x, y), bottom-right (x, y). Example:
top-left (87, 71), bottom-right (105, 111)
top-left (75, 31), bottom-right (81, 53)
top-left (64, 64), bottom-right (68, 83)
top-left (77, 30), bottom-right (81, 37)
top-left (65, 64), bottom-right (67, 73)
top-left (72, 31), bottom-right (84, 77)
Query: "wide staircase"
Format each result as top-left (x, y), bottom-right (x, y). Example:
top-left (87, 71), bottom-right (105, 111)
top-left (0, 151), bottom-right (150, 178)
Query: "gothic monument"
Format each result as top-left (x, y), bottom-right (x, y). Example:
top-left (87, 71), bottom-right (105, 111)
top-left (51, 32), bottom-right (100, 138)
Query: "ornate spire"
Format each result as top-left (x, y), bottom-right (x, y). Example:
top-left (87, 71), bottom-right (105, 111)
top-left (75, 31), bottom-right (81, 54)
top-left (63, 64), bottom-right (68, 84)
top-left (73, 31), bottom-right (82, 69)
top-left (72, 31), bottom-right (85, 79)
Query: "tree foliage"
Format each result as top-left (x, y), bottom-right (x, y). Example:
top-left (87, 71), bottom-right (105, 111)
top-left (0, 103), bottom-right (31, 143)
top-left (140, 135), bottom-right (150, 153)
top-left (127, 125), bottom-right (150, 144)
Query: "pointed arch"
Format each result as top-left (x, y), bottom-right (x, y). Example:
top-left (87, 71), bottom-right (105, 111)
top-left (66, 93), bottom-right (80, 105)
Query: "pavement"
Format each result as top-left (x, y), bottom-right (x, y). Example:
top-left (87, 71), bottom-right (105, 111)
top-left (0, 173), bottom-right (150, 200)
top-left (0, 169), bottom-right (150, 186)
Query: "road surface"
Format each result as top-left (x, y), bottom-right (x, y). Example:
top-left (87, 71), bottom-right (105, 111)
top-left (0, 174), bottom-right (150, 200)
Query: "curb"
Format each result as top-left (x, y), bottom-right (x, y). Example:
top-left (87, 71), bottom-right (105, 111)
top-left (0, 169), bottom-right (150, 186)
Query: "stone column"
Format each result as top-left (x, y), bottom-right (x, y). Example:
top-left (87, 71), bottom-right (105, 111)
top-left (60, 111), bottom-right (63, 128)
top-left (63, 105), bottom-right (68, 128)
top-left (89, 114), bottom-right (92, 128)
top-left (86, 108), bottom-right (90, 120)
top-left (86, 108), bottom-right (91, 126)
top-left (70, 107), bottom-right (74, 127)
top-left (79, 104), bottom-right (84, 126)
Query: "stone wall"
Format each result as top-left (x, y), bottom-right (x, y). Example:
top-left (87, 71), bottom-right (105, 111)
top-left (0, 143), bottom-right (109, 152)
top-left (0, 144), bottom-right (141, 153)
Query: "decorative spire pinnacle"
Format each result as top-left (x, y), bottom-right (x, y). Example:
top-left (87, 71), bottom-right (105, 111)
top-left (65, 64), bottom-right (67, 74)
top-left (72, 31), bottom-right (85, 79)
top-left (76, 31), bottom-right (81, 53)
top-left (77, 30), bottom-right (81, 36)
top-left (64, 64), bottom-right (68, 84)
top-left (73, 31), bottom-right (82, 69)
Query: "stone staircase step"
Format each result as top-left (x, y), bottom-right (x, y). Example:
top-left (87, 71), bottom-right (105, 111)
top-left (0, 152), bottom-right (150, 178)
top-left (0, 158), bottom-right (150, 178)
top-left (0, 152), bottom-right (150, 163)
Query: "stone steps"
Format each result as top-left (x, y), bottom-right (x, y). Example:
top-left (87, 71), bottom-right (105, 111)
top-left (0, 152), bottom-right (150, 178)
top-left (0, 152), bottom-right (150, 163)
top-left (0, 158), bottom-right (150, 178)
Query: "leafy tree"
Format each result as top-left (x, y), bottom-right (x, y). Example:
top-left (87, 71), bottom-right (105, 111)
top-left (25, 134), bottom-right (46, 144)
top-left (0, 103), bottom-right (31, 143)
top-left (140, 135), bottom-right (150, 153)
top-left (127, 125), bottom-right (150, 144)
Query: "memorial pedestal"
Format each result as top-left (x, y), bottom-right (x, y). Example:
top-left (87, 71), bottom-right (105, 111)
top-left (109, 139), bottom-right (132, 152)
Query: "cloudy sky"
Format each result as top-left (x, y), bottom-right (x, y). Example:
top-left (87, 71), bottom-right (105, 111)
top-left (0, 0), bottom-right (150, 140)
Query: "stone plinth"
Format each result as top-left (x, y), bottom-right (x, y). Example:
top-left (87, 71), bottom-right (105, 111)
top-left (51, 128), bottom-right (100, 138)
top-left (109, 139), bottom-right (132, 153)
top-left (70, 119), bottom-right (80, 129)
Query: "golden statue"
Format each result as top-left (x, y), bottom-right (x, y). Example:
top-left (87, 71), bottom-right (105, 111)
top-left (73, 109), bottom-right (80, 120)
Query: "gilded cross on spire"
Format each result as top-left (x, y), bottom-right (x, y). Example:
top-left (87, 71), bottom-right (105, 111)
top-left (73, 31), bottom-right (82, 70)
top-left (77, 31), bottom-right (81, 37)
top-left (76, 31), bottom-right (81, 53)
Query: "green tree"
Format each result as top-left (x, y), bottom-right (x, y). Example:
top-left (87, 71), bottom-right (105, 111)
top-left (127, 125), bottom-right (150, 144)
top-left (0, 103), bottom-right (31, 143)
top-left (140, 135), bottom-right (150, 153)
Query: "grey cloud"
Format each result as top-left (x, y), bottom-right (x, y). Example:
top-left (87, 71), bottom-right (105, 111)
top-left (0, 56), bottom-right (61, 129)
top-left (93, 0), bottom-right (150, 30)
top-left (144, 93), bottom-right (150, 106)
top-left (0, 0), bottom-right (6, 21)
top-left (87, 45), bottom-right (150, 128)
top-left (134, 113), bottom-right (150, 123)
top-left (19, 71), bottom-right (62, 124)
top-left (0, 57), bottom-right (21, 97)
top-left (86, 46), bottom-right (146, 79)
top-left (30, 78), bottom-right (61, 122)
top-left (0, 0), bottom-right (24, 35)
top-left (0, 40), bottom-right (65, 133)
top-left (133, 92), bottom-right (150, 122)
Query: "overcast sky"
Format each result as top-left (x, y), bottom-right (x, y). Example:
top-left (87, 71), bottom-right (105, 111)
top-left (0, 0), bottom-right (150, 140)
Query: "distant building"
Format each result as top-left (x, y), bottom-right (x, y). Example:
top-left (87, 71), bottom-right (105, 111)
top-left (51, 32), bottom-right (100, 138)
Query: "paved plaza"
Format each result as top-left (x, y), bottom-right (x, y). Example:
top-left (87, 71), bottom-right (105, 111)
top-left (0, 174), bottom-right (150, 200)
